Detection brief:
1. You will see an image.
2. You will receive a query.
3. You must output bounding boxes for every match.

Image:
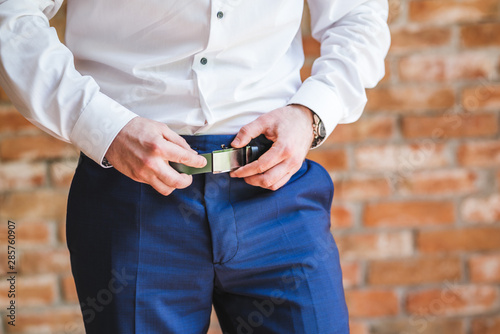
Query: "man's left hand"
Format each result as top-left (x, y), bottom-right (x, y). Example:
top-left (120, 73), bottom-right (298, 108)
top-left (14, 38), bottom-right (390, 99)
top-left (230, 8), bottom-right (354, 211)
top-left (229, 104), bottom-right (314, 190)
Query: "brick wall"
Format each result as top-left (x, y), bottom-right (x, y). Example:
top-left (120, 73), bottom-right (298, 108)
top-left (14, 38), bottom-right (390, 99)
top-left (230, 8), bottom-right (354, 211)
top-left (0, 0), bottom-right (499, 333)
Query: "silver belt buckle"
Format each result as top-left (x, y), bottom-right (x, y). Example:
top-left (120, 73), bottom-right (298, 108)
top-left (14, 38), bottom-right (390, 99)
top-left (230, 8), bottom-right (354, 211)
top-left (212, 146), bottom-right (259, 174)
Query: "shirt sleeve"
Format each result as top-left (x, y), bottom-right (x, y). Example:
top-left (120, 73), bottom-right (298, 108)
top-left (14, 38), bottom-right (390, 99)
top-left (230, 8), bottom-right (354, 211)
top-left (0, 0), bottom-right (138, 167)
top-left (288, 0), bottom-right (391, 144)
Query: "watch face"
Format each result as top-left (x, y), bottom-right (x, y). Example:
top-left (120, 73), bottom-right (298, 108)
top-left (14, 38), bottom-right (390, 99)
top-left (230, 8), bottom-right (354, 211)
top-left (314, 113), bottom-right (326, 138)
top-left (318, 122), bottom-right (326, 138)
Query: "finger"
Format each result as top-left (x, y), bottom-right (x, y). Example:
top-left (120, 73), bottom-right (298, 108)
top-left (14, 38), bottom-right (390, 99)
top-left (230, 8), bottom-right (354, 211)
top-left (231, 118), bottom-right (266, 148)
top-left (160, 141), bottom-right (207, 168)
top-left (242, 160), bottom-right (291, 189)
top-left (153, 160), bottom-right (194, 190)
top-left (266, 171), bottom-right (293, 191)
top-left (230, 143), bottom-right (289, 178)
top-left (161, 125), bottom-right (197, 153)
top-left (148, 176), bottom-right (176, 196)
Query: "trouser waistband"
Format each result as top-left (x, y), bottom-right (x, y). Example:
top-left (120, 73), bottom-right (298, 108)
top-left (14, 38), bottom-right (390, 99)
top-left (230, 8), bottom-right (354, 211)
top-left (180, 134), bottom-right (273, 153)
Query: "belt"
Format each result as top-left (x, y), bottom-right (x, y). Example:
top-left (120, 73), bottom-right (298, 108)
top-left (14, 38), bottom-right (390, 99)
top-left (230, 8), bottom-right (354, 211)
top-left (170, 135), bottom-right (273, 175)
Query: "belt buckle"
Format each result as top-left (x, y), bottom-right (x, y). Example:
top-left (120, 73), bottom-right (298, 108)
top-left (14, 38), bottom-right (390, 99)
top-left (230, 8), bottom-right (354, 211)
top-left (212, 146), bottom-right (259, 174)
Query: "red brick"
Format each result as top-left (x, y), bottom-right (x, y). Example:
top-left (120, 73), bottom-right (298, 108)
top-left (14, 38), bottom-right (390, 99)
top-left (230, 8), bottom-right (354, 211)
top-left (326, 117), bottom-right (394, 144)
top-left (403, 113), bottom-right (498, 139)
top-left (462, 85), bottom-right (500, 111)
top-left (0, 255), bottom-right (9, 277)
top-left (380, 59), bottom-right (390, 84)
top-left (207, 328), bottom-right (222, 334)
top-left (462, 194), bottom-right (500, 224)
top-left (300, 58), bottom-right (314, 81)
top-left (6, 307), bottom-right (83, 334)
top-left (355, 145), bottom-right (397, 171)
top-left (390, 26), bottom-right (452, 52)
top-left (331, 205), bottom-right (353, 229)
top-left (0, 162), bottom-right (46, 192)
top-left (366, 86), bottom-right (455, 112)
top-left (469, 253), bottom-right (500, 283)
top-left (461, 23), bottom-right (500, 47)
top-left (209, 306), bottom-right (221, 332)
top-left (472, 315), bottom-right (500, 334)
top-left (388, 0), bottom-right (402, 24)
top-left (0, 134), bottom-right (78, 161)
top-left (0, 221), bottom-right (51, 246)
top-left (333, 176), bottom-right (391, 201)
top-left (0, 85), bottom-right (10, 103)
top-left (0, 106), bottom-right (37, 133)
top-left (302, 35), bottom-right (320, 57)
top-left (406, 285), bottom-right (498, 316)
top-left (337, 232), bottom-right (413, 260)
top-left (58, 217), bottom-right (67, 243)
top-left (50, 159), bottom-right (78, 188)
top-left (355, 143), bottom-right (449, 171)
top-left (368, 256), bottom-right (462, 286)
top-left (399, 53), bottom-right (497, 82)
top-left (301, 2), bottom-right (311, 36)
top-left (409, 0), bottom-right (499, 24)
top-left (49, 1), bottom-right (67, 43)
top-left (62, 274), bottom-right (79, 302)
top-left (0, 275), bottom-right (57, 307)
top-left (497, 170), bottom-right (500, 190)
top-left (350, 321), bottom-right (368, 334)
top-left (0, 190), bottom-right (68, 221)
top-left (370, 319), bottom-right (464, 334)
top-left (458, 140), bottom-right (500, 167)
top-left (306, 148), bottom-right (347, 171)
top-left (364, 201), bottom-right (455, 228)
top-left (399, 169), bottom-right (477, 196)
top-left (345, 289), bottom-right (399, 318)
top-left (341, 261), bottom-right (362, 288)
top-left (418, 227), bottom-right (500, 253)
top-left (20, 248), bottom-right (71, 274)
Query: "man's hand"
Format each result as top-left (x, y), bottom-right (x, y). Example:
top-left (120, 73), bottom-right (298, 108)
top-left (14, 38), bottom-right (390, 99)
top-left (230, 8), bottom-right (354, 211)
top-left (105, 117), bottom-right (207, 196)
top-left (229, 104), bottom-right (314, 190)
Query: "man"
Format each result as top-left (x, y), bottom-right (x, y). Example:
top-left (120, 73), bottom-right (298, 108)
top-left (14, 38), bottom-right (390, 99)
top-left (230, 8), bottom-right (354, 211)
top-left (0, 0), bottom-right (390, 333)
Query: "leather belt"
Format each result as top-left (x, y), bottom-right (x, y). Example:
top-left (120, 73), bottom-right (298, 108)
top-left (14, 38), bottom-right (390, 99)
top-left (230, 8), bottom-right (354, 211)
top-left (170, 145), bottom-right (264, 175)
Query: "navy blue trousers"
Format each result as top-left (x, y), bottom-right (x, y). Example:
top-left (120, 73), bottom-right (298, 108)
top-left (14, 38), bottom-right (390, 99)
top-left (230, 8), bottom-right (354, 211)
top-left (66, 135), bottom-right (349, 334)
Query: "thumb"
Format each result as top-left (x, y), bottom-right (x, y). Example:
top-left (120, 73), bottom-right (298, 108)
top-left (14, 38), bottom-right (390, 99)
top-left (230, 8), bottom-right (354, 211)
top-left (231, 118), bottom-right (266, 148)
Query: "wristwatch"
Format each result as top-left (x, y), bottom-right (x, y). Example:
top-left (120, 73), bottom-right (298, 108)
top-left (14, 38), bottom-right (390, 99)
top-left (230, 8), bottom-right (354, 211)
top-left (311, 112), bottom-right (326, 148)
top-left (102, 156), bottom-right (113, 167)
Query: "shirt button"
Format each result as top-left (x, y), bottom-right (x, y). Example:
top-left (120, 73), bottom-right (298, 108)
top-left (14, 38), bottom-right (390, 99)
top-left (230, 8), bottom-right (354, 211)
top-left (217, 11), bottom-right (224, 19)
top-left (200, 57), bottom-right (208, 65)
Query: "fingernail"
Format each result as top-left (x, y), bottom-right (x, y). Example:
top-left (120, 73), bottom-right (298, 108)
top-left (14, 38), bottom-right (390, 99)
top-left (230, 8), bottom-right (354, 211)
top-left (232, 138), bottom-right (240, 147)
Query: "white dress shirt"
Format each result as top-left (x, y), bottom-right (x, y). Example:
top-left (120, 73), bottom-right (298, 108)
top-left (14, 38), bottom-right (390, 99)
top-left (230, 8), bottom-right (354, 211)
top-left (0, 0), bottom-right (390, 167)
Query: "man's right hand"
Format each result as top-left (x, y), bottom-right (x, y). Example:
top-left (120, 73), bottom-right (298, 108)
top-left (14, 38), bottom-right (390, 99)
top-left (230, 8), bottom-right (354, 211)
top-left (104, 117), bottom-right (207, 196)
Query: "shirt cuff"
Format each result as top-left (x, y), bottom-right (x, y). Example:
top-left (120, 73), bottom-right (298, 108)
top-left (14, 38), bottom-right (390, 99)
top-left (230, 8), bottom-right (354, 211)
top-left (69, 92), bottom-right (139, 168)
top-left (288, 80), bottom-right (346, 147)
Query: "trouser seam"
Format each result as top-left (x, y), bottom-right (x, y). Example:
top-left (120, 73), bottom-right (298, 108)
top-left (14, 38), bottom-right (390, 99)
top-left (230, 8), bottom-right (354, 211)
top-left (214, 178), bottom-right (239, 265)
top-left (133, 183), bottom-right (144, 334)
